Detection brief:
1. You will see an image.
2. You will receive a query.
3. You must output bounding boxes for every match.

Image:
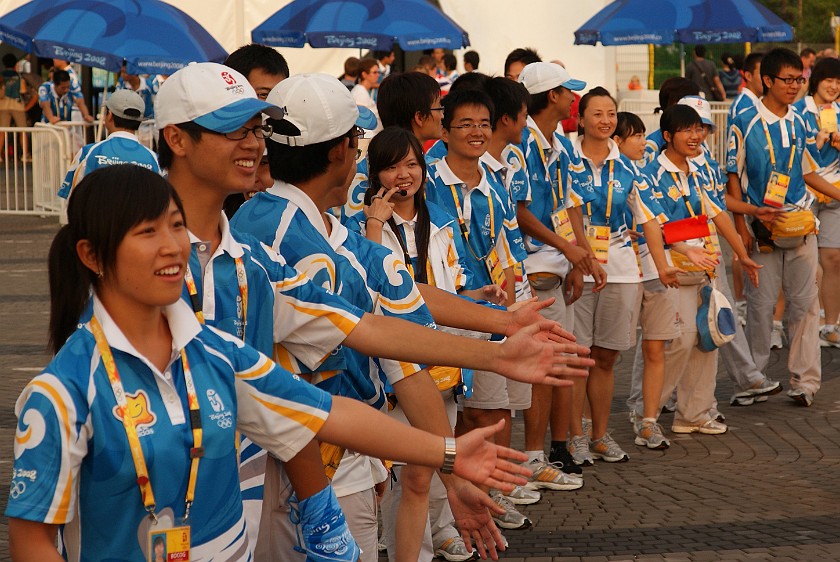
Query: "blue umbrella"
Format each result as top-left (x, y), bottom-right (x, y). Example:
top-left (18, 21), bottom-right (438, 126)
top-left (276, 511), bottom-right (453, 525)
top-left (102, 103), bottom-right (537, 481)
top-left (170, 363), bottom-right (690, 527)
top-left (575, 0), bottom-right (793, 46)
top-left (0, 0), bottom-right (228, 75)
top-left (252, 0), bottom-right (469, 51)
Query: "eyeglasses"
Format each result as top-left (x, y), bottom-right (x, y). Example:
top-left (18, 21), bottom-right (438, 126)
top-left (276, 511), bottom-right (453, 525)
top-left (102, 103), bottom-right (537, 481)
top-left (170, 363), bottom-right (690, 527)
top-left (675, 126), bottom-right (705, 135)
top-left (355, 148), bottom-right (363, 161)
top-left (350, 126), bottom-right (366, 138)
top-left (222, 124), bottom-right (273, 140)
top-left (769, 74), bottom-right (807, 85)
top-left (429, 106), bottom-right (445, 112)
top-left (449, 123), bottom-right (492, 131)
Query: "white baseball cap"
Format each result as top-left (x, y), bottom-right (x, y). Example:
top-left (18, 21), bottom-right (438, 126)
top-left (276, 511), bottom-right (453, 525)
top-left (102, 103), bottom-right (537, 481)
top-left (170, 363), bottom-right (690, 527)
top-left (678, 95), bottom-right (715, 129)
top-left (105, 89), bottom-right (145, 122)
top-left (154, 62), bottom-right (285, 133)
top-left (518, 62), bottom-right (586, 95)
top-left (266, 73), bottom-right (377, 147)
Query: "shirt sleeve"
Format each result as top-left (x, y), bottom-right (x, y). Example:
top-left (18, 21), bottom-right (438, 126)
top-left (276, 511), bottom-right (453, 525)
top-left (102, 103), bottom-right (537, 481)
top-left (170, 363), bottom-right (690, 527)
top-left (37, 84), bottom-right (49, 104)
top-left (342, 158), bottom-right (369, 223)
top-left (726, 119), bottom-right (746, 176)
top-left (5, 372), bottom-right (89, 524)
top-left (218, 329), bottom-right (333, 463)
top-left (565, 150), bottom-right (596, 208)
top-left (627, 167), bottom-right (667, 225)
top-left (58, 146), bottom-right (88, 199)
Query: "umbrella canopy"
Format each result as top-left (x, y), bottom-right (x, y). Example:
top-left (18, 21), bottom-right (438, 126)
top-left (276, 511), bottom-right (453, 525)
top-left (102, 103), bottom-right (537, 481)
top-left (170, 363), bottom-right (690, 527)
top-left (252, 0), bottom-right (469, 51)
top-left (0, 0), bottom-right (228, 75)
top-left (574, 0), bottom-right (793, 46)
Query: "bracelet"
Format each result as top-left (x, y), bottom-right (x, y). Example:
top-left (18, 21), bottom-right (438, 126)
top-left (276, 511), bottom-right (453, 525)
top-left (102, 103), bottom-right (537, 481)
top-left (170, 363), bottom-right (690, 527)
top-left (367, 216), bottom-right (386, 225)
top-left (440, 437), bottom-right (456, 474)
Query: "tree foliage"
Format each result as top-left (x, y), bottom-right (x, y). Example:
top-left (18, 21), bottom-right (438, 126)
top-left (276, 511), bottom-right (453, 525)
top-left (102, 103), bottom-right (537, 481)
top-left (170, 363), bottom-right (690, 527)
top-left (759, 0), bottom-right (837, 43)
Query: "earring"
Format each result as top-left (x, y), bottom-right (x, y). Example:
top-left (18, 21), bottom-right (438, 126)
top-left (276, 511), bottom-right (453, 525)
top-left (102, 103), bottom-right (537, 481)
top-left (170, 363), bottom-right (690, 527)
top-left (96, 271), bottom-right (104, 279)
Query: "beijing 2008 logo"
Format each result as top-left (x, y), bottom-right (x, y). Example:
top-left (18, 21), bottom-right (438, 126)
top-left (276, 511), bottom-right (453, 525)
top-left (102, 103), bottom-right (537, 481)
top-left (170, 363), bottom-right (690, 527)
top-left (221, 71), bottom-right (236, 85)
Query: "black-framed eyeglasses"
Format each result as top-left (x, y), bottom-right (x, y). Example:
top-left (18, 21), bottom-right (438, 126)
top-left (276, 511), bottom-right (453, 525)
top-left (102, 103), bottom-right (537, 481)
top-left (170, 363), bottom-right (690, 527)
top-left (449, 123), bottom-right (492, 131)
top-left (222, 123), bottom-right (274, 140)
top-left (429, 106), bottom-right (445, 112)
top-left (769, 75), bottom-right (806, 85)
top-left (350, 125), bottom-right (366, 138)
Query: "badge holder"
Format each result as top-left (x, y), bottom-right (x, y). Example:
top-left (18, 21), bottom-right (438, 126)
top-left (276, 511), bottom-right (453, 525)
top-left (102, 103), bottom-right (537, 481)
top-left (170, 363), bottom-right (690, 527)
top-left (763, 171), bottom-right (790, 208)
top-left (148, 525), bottom-right (191, 562)
top-left (586, 224), bottom-right (610, 264)
top-left (551, 207), bottom-right (577, 244)
top-left (485, 246), bottom-right (507, 289)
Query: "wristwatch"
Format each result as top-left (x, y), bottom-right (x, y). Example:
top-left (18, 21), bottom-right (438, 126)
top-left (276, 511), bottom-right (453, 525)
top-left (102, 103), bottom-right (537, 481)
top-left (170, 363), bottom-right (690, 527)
top-left (440, 437), bottom-right (456, 474)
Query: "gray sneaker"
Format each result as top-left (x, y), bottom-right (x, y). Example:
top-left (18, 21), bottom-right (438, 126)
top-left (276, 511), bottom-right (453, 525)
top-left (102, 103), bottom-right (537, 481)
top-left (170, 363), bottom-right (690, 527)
top-left (590, 432), bottom-right (630, 462)
top-left (787, 388), bottom-right (814, 407)
top-left (503, 484), bottom-right (541, 505)
top-left (524, 456), bottom-right (583, 491)
top-left (633, 419), bottom-right (670, 450)
top-left (730, 378), bottom-right (782, 406)
top-left (490, 493), bottom-right (532, 530)
top-left (434, 536), bottom-right (478, 562)
top-left (568, 434), bottom-right (594, 466)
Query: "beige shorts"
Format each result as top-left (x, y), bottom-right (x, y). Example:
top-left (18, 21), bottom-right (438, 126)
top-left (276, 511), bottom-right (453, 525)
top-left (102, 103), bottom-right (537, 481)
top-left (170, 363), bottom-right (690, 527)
top-left (574, 282), bottom-right (640, 351)
top-left (817, 202), bottom-right (840, 249)
top-left (463, 365), bottom-right (532, 410)
top-left (631, 278), bottom-right (680, 341)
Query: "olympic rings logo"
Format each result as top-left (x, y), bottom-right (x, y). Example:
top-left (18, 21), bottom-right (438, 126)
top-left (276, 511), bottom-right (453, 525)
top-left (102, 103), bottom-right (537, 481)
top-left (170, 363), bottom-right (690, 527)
top-left (9, 480), bottom-right (26, 500)
top-left (217, 418), bottom-right (233, 429)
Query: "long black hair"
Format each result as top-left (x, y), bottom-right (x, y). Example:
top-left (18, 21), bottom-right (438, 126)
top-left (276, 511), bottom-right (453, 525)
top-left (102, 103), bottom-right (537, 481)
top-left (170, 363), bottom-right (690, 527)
top-left (48, 165), bottom-right (184, 353)
top-left (365, 127), bottom-right (431, 283)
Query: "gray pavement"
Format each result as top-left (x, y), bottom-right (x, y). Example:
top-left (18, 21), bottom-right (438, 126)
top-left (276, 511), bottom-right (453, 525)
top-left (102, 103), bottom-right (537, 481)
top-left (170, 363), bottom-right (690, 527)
top-left (1, 215), bottom-right (839, 561)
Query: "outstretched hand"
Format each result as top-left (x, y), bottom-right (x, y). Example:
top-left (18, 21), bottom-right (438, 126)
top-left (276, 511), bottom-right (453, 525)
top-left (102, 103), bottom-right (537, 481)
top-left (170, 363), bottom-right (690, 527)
top-left (446, 476), bottom-right (506, 560)
top-left (497, 321), bottom-right (593, 385)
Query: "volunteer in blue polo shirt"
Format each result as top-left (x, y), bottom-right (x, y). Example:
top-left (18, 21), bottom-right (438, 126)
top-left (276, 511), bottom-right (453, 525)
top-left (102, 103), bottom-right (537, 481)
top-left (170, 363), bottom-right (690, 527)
top-left (59, 89), bottom-right (160, 199)
top-left (727, 48), bottom-right (840, 408)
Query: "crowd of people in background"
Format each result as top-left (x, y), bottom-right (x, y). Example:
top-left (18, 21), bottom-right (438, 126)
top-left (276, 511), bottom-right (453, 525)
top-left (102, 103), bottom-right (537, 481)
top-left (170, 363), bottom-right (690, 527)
top-left (5, 38), bottom-right (840, 562)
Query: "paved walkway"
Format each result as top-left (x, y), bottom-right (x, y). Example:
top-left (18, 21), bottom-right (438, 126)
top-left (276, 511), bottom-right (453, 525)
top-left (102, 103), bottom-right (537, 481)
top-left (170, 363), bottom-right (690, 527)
top-left (1, 215), bottom-right (839, 561)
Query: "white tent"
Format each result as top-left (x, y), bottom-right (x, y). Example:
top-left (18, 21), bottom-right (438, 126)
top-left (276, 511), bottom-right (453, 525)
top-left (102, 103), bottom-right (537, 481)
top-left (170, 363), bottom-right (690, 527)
top-left (0, 0), bottom-right (618, 91)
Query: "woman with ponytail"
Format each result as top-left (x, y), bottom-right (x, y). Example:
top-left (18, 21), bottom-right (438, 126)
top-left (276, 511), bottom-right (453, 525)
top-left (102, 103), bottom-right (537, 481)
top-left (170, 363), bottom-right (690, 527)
top-left (6, 164), bottom-right (533, 562)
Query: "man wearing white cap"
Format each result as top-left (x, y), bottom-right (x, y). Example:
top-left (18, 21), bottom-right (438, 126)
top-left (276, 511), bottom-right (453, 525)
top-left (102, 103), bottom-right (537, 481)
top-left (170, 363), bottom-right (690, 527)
top-left (514, 61), bottom-right (603, 470)
top-left (59, 88), bottom-right (159, 199)
top-left (232, 72), bottom-right (592, 562)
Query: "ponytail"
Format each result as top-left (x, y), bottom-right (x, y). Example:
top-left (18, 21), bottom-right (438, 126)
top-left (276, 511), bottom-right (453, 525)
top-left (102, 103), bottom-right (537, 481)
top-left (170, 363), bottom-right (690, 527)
top-left (48, 225), bottom-right (95, 354)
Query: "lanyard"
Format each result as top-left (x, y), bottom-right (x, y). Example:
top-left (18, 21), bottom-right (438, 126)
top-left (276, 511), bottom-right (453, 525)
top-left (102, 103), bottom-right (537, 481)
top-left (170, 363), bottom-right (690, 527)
top-left (760, 117), bottom-right (796, 174)
top-left (90, 316), bottom-right (204, 523)
top-left (586, 159), bottom-right (615, 227)
top-left (447, 182), bottom-right (496, 262)
top-left (183, 257), bottom-right (248, 340)
top-left (669, 170), bottom-right (706, 218)
top-left (528, 127), bottom-right (564, 210)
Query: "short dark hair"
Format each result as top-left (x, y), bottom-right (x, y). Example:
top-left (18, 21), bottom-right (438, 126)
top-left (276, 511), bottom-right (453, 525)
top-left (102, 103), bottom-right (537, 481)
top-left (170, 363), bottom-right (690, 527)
top-left (485, 76), bottom-right (530, 128)
top-left (761, 48), bottom-right (803, 95)
top-left (614, 111), bottom-right (646, 140)
top-left (2, 53), bottom-right (17, 69)
top-left (504, 47), bottom-right (541, 76)
top-left (225, 43), bottom-right (290, 80)
top-left (377, 71), bottom-right (440, 130)
top-left (265, 120), bottom-right (351, 185)
top-left (528, 86), bottom-right (563, 116)
top-left (656, 77), bottom-right (700, 113)
top-left (53, 69), bottom-right (70, 84)
top-left (442, 88), bottom-right (494, 130)
top-left (357, 57), bottom-right (379, 79)
top-left (694, 45), bottom-right (707, 58)
top-left (372, 49), bottom-right (394, 61)
top-left (448, 71), bottom-right (489, 94)
top-left (343, 56), bottom-right (360, 77)
top-left (808, 56), bottom-right (840, 96)
top-left (110, 112), bottom-right (141, 131)
top-left (464, 50), bottom-right (479, 70)
top-left (660, 104), bottom-right (702, 137)
top-left (443, 53), bottom-right (457, 72)
top-left (577, 86), bottom-right (617, 136)
top-left (157, 121), bottom-right (205, 169)
top-left (743, 52), bottom-right (764, 75)
top-left (801, 47), bottom-right (817, 58)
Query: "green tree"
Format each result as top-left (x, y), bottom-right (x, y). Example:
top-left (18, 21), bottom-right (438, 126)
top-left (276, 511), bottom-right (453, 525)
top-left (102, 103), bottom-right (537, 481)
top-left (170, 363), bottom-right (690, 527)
top-left (759, 0), bottom-right (836, 43)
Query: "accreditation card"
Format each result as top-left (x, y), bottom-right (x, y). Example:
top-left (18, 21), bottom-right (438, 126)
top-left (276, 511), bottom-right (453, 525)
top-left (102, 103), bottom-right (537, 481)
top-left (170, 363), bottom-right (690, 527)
top-left (551, 208), bottom-right (576, 244)
top-left (763, 171), bottom-right (790, 208)
top-left (586, 225), bottom-right (610, 264)
top-left (485, 247), bottom-right (507, 289)
top-left (149, 525), bottom-right (190, 562)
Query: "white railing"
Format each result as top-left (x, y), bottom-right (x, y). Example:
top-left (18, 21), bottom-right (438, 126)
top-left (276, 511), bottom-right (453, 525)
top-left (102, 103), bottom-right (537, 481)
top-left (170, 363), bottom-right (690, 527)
top-left (617, 98), bottom-right (732, 164)
top-left (0, 125), bottom-right (73, 216)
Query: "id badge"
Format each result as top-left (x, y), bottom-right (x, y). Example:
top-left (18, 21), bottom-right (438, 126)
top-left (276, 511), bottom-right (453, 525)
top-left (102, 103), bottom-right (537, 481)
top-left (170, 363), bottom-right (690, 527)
top-left (820, 107), bottom-right (838, 133)
top-left (708, 222), bottom-right (722, 258)
top-left (485, 246), bottom-right (507, 289)
top-left (149, 525), bottom-right (190, 562)
top-left (551, 208), bottom-right (576, 244)
top-left (586, 224), bottom-right (610, 264)
top-left (763, 172), bottom-right (790, 208)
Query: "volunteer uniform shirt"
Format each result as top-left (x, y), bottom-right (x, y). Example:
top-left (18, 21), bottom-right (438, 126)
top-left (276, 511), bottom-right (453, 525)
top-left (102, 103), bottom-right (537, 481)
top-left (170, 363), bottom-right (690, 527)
top-left (573, 137), bottom-right (652, 283)
top-left (641, 129), bottom-right (666, 168)
top-left (727, 88), bottom-right (760, 132)
top-left (726, 100), bottom-right (817, 209)
top-left (231, 181), bottom-right (433, 411)
top-left (341, 155), bottom-right (369, 223)
top-left (117, 76), bottom-right (155, 118)
top-left (345, 200), bottom-right (475, 294)
top-left (425, 157), bottom-right (525, 286)
top-left (38, 80), bottom-right (74, 122)
top-left (479, 151), bottom-right (527, 265)
top-left (58, 131), bottom-right (161, 199)
top-left (644, 152), bottom-right (722, 267)
top-left (625, 158), bottom-right (669, 281)
top-left (515, 119), bottom-right (594, 276)
top-left (425, 139), bottom-right (448, 166)
top-left (693, 145), bottom-right (727, 209)
top-left (793, 95), bottom-right (840, 185)
top-left (65, 66), bottom-right (84, 100)
top-left (5, 297), bottom-right (331, 562)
